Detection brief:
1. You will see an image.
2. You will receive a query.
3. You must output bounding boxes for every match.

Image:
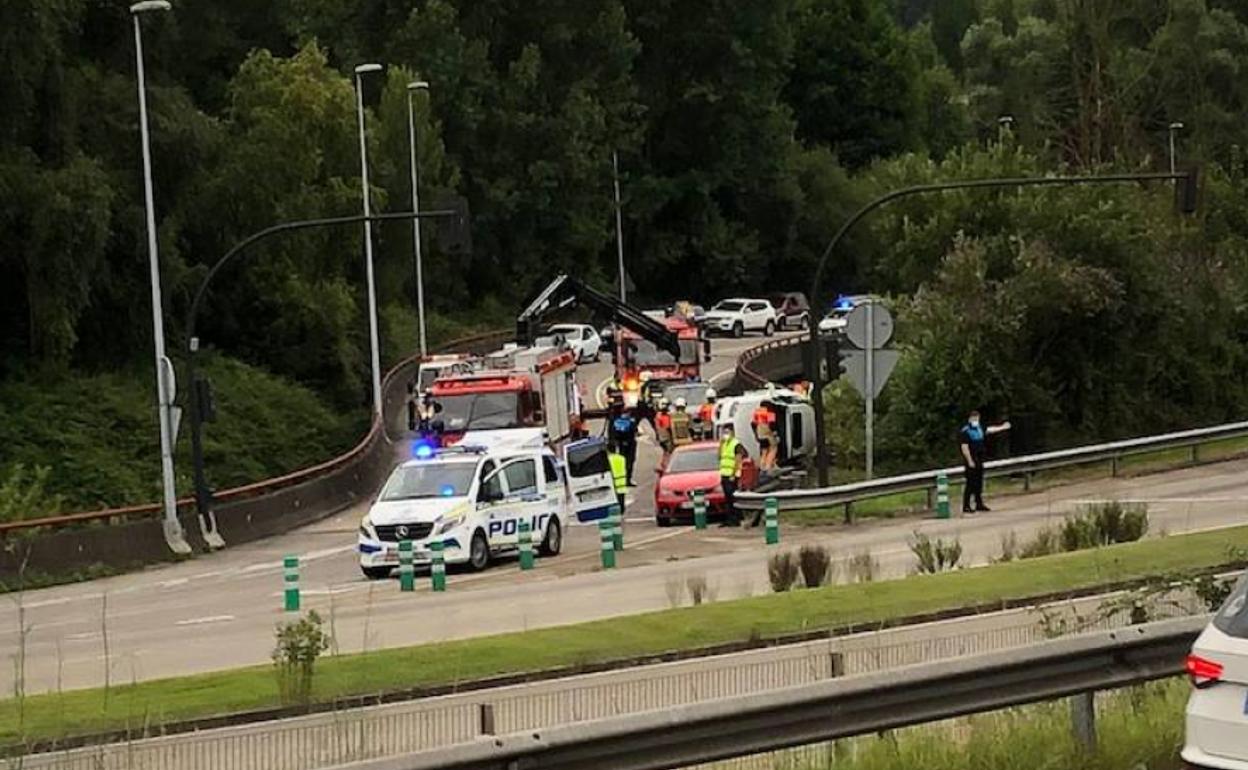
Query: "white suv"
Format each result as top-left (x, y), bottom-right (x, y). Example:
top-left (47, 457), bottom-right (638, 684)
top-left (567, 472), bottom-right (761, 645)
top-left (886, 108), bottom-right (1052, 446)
top-left (703, 299), bottom-right (777, 338)
top-left (1184, 571), bottom-right (1248, 769)
top-left (544, 324), bottom-right (601, 363)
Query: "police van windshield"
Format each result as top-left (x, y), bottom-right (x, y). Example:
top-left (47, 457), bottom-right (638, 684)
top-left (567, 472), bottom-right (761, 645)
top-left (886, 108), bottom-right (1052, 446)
top-left (667, 447), bottom-right (720, 473)
top-left (622, 339), bottom-right (699, 366)
top-left (437, 393), bottom-right (523, 431)
top-left (380, 462), bottom-right (476, 500)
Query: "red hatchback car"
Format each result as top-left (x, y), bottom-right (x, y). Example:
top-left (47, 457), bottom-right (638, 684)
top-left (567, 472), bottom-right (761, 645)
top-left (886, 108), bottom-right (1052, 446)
top-left (654, 441), bottom-right (758, 526)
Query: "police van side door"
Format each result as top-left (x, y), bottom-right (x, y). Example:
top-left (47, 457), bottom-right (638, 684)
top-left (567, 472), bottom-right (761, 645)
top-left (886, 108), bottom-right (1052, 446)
top-left (561, 438), bottom-right (614, 524)
top-left (482, 456), bottom-right (546, 548)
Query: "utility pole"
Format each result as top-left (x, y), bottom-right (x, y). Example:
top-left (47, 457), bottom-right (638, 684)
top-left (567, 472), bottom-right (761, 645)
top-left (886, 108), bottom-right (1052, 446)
top-left (613, 151), bottom-right (626, 302)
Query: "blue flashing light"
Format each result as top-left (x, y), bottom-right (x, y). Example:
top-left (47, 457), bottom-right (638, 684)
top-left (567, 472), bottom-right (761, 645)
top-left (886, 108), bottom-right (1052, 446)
top-left (439, 484), bottom-right (456, 497)
top-left (412, 441), bottom-right (436, 460)
top-left (833, 295), bottom-right (855, 311)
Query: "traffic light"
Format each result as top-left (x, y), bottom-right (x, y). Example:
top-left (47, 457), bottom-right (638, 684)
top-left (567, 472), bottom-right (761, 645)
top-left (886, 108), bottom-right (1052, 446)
top-left (1177, 166), bottom-right (1200, 215)
top-left (823, 331), bottom-right (849, 381)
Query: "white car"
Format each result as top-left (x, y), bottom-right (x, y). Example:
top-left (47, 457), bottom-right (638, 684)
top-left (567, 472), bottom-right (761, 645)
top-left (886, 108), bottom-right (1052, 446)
top-left (357, 436), bottom-right (615, 578)
top-left (703, 299), bottom-right (777, 338)
top-left (1184, 572), bottom-right (1248, 769)
top-left (545, 324), bottom-right (602, 363)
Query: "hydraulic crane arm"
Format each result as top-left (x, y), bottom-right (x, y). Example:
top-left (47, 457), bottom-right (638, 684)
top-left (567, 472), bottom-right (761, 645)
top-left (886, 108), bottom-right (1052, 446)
top-left (517, 274), bottom-right (680, 358)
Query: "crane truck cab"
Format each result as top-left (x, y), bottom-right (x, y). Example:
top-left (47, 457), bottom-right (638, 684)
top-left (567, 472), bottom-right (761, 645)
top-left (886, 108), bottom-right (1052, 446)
top-left (358, 436), bottom-right (615, 578)
top-left (713, 388), bottom-right (815, 466)
top-left (615, 316), bottom-right (707, 407)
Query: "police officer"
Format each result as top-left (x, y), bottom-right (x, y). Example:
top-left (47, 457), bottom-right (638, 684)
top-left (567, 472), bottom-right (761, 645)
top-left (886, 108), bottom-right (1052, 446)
top-left (608, 441), bottom-right (629, 515)
top-left (958, 409), bottom-right (1011, 512)
top-left (670, 397), bottom-right (693, 448)
top-left (718, 424), bottom-right (746, 527)
top-left (608, 405), bottom-right (639, 486)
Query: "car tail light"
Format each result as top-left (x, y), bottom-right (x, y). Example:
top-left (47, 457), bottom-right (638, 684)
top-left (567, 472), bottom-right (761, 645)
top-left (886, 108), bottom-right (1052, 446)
top-left (1186, 654), bottom-right (1224, 688)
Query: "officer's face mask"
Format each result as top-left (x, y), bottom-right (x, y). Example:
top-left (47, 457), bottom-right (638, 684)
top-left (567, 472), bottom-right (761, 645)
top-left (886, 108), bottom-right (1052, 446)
top-left (969, 418), bottom-right (980, 428)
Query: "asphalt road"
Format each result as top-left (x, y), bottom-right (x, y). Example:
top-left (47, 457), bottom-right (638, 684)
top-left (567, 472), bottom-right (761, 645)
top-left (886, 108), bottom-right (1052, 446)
top-left (2, 331), bottom-right (1246, 695)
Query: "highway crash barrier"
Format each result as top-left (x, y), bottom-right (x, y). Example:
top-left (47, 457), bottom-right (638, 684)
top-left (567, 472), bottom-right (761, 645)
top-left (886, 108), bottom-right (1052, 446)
top-left (936, 471), bottom-right (950, 519)
top-left (692, 489), bottom-right (708, 530)
top-left (764, 497), bottom-right (779, 545)
top-left (609, 505), bottom-right (623, 551)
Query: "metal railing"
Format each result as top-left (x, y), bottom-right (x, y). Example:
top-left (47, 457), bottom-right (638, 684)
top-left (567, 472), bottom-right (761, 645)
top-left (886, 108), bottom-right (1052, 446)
top-left (736, 419), bottom-right (1248, 512)
top-left (326, 615), bottom-right (1204, 770)
top-left (0, 329), bottom-right (511, 537)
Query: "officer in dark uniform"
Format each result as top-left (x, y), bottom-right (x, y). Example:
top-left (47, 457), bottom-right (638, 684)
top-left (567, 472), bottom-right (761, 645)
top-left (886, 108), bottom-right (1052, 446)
top-left (958, 409), bottom-right (1010, 512)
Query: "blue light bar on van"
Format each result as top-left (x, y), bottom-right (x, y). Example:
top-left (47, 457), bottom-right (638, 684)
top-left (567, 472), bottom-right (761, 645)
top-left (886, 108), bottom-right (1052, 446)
top-left (833, 295), bottom-right (855, 311)
top-left (412, 441), bottom-right (436, 459)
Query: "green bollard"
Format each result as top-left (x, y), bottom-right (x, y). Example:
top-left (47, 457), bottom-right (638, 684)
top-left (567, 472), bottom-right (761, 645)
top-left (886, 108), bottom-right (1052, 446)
top-left (764, 497), bottom-right (780, 546)
top-left (431, 541), bottom-right (447, 592)
top-left (936, 472), bottom-right (951, 519)
top-left (693, 489), bottom-right (708, 530)
top-left (599, 522), bottom-right (616, 569)
top-left (283, 555), bottom-right (300, 611)
top-left (399, 539), bottom-right (415, 591)
top-left (609, 505), bottom-right (623, 551)
top-left (518, 520), bottom-right (535, 570)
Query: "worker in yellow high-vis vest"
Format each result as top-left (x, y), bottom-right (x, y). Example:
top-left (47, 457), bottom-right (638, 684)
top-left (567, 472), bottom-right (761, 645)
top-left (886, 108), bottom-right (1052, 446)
top-left (718, 424), bottom-right (746, 527)
top-left (608, 442), bottom-right (629, 517)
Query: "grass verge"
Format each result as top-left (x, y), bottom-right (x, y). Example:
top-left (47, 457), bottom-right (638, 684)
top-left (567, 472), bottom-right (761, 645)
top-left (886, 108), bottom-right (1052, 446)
top-left (777, 679), bottom-right (1184, 770)
top-left (4, 525), bottom-right (1245, 747)
top-left (786, 434), bottom-right (1248, 525)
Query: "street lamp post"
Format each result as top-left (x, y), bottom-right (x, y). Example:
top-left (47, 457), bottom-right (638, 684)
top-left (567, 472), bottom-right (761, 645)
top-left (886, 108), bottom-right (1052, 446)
top-left (130, 0), bottom-right (190, 555)
top-left (406, 80), bottom-right (430, 358)
top-left (1168, 122), bottom-right (1185, 176)
top-left (354, 63), bottom-right (384, 420)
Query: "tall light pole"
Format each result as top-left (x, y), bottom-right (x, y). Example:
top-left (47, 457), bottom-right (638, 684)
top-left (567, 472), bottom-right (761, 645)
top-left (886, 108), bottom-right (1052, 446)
top-left (354, 63), bottom-right (384, 420)
top-left (130, 0), bottom-right (189, 554)
top-left (1168, 122), bottom-right (1184, 176)
top-left (406, 80), bottom-right (430, 358)
top-left (612, 151), bottom-right (626, 302)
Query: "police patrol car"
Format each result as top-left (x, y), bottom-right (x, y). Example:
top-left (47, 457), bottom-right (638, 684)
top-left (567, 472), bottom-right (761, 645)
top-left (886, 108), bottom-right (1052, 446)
top-left (357, 430), bottom-right (615, 578)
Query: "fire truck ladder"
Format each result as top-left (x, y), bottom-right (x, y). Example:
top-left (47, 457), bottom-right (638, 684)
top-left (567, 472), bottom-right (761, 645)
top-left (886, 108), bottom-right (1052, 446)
top-left (516, 274), bottom-right (680, 358)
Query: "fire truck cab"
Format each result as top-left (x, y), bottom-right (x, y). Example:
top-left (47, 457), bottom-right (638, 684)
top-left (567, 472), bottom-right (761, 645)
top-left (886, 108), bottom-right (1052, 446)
top-left (429, 345), bottom-right (582, 447)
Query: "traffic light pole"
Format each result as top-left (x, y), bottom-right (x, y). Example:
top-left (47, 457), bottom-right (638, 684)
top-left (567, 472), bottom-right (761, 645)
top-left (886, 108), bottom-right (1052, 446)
top-left (185, 209), bottom-right (459, 547)
top-left (807, 170), bottom-right (1196, 486)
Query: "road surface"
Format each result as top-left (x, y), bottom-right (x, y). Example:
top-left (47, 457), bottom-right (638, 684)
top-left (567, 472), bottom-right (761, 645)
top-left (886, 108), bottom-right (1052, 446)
top-left (1, 332), bottom-right (1245, 694)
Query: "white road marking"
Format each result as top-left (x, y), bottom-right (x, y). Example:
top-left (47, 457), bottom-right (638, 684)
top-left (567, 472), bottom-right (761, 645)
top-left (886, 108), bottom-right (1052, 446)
top-left (174, 615), bottom-right (234, 627)
top-left (159, 578), bottom-right (189, 589)
top-left (708, 368), bottom-right (736, 386)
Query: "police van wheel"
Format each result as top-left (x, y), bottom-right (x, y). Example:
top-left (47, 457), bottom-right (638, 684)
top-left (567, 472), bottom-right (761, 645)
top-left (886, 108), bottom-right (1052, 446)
top-left (361, 566), bottom-right (392, 581)
top-left (469, 531), bottom-right (491, 571)
top-left (539, 518), bottom-right (563, 556)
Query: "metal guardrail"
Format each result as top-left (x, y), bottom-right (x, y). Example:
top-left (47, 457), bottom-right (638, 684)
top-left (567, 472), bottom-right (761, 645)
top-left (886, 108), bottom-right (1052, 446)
top-left (0, 329), bottom-right (511, 536)
top-left (736, 419), bottom-right (1248, 512)
top-left (327, 615), bottom-right (1204, 770)
top-left (734, 335), bottom-right (803, 389)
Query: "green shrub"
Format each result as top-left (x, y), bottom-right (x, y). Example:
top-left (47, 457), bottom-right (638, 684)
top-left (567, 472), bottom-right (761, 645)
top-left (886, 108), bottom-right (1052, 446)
top-left (768, 551), bottom-right (799, 592)
top-left (1019, 526), bottom-right (1061, 559)
top-left (273, 611), bottom-right (331, 706)
top-left (910, 532), bottom-right (962, 574)
top-left (1062, 502), bottom-right (1149, 551)
top-left (797, 544), bottom-right (833, 587)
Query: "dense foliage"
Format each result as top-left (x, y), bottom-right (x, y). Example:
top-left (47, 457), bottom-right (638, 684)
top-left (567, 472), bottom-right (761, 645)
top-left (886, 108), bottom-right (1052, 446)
top-left (4, 0), bottom-right (1248, 499)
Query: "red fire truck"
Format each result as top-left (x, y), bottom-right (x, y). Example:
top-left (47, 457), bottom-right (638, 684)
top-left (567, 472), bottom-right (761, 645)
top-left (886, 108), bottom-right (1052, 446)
top-left (428, 345), bottom-right (582, 446)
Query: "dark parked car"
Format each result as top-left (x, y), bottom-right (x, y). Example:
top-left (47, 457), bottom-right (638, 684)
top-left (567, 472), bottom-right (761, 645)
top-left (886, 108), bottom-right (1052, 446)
top-left (769, 292), bottom-right (811, 330)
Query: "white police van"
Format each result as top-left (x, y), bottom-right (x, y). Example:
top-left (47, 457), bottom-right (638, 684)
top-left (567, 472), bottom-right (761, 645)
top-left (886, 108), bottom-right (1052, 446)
top-left (357, 430), bottom-right (615, 578)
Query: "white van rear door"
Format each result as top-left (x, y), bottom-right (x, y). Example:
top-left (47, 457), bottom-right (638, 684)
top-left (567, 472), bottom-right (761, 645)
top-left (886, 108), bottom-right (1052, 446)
top-left (562, 438), bottom-right (615, 524)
